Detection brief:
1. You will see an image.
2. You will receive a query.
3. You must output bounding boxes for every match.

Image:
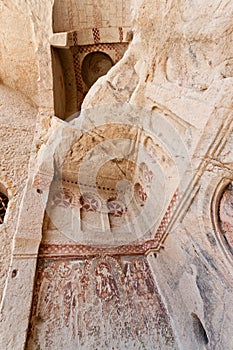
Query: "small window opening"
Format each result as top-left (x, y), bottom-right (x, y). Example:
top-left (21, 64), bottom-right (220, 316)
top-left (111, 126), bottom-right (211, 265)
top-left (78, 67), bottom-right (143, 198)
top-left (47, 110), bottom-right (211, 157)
top-left (0, 191), bottom-right (8, 224)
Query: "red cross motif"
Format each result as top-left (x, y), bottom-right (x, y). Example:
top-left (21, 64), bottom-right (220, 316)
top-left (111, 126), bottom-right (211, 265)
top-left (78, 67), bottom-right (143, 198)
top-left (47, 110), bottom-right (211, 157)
top-left (107, 201), bottom-right (125, 217)
top-left (53, 190), bottom-right (74, 208)
top-left (81, 194), bottom-right (100, 212)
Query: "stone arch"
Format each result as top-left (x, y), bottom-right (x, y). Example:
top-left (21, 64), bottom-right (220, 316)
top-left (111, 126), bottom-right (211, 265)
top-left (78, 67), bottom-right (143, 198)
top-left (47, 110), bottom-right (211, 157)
top-left (218, 181), bottom-right (233, 256)
top-left (209, 177), bottom-right (233, 263)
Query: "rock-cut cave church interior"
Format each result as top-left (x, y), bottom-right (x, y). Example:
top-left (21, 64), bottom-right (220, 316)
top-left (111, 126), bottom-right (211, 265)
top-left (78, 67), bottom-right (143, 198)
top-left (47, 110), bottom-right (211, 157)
top-left (0, 1), bottom-right (233, 349)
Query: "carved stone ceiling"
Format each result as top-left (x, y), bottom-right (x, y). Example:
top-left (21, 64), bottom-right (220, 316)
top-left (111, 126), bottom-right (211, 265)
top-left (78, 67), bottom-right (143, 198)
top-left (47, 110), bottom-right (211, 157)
top-left (41, 103), bottom-right (192, 255)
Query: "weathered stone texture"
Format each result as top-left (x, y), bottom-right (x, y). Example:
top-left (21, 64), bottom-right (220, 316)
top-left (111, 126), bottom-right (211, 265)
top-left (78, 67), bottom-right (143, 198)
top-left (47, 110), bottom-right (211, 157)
top-left (26, 256), bottom-right (177, 349)
top-left (0, 85), bottom-right (37, 302)
top-left (0, 0), bottom-right (233, 349)
top-left (81, 1), bottom-right (233, 349)
top-left (0, 0), bottom-right (54, 109)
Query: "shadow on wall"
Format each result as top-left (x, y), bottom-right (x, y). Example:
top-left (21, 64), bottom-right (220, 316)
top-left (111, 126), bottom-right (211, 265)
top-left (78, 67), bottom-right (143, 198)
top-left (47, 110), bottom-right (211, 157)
top-left (52, 47), bottom-right (118, 119)
top-left (191, 313), bottom-right (209, 348)
top-left (0, 185), bottom-right (9, 225)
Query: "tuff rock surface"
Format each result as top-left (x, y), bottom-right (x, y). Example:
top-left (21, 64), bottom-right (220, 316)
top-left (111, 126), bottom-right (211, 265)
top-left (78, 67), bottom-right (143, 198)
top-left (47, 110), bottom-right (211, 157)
top-left (0, 1), bottom-right (233, 349)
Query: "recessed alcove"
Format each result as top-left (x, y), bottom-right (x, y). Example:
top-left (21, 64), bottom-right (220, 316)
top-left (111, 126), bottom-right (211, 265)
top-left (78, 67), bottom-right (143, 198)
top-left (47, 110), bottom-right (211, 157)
top-left (52, 43), bottom-right (128, 119)
top-left (43, 110), bottom-right (180, 250)
top-left (191, 313), bottom-right (209, 346)
top-left (51, 48), bottom-right (77, 120)
top-left (81, 51), bottom-right (114, 88)
top-left (51, 0), bottom-right (131, 120)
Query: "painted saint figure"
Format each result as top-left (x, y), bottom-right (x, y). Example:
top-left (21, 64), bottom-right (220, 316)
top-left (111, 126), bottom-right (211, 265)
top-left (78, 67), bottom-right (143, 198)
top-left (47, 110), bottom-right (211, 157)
top-left (94, 260), bottom-right (119, 301)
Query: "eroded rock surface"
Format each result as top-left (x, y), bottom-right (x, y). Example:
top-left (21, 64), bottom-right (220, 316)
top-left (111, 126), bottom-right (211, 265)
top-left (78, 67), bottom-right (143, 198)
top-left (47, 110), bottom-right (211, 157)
top-left (0, 1), bottom-right (233, 350)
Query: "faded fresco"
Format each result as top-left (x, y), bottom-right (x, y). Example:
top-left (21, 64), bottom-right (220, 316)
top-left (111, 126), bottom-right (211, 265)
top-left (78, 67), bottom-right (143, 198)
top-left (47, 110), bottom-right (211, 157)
top-left (26, 256), bottom-right (176, 349)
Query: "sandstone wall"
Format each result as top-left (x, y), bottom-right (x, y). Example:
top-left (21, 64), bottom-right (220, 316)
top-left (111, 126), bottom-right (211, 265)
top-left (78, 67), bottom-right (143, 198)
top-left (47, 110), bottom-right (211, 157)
top-left (0, 0), bottom-right (54, 302)
top-left (0, 1), bottom-right (233, 349)
top-left (81, 0), bottom-right (233, 349)
top-left (0, 85), bottom-right (37, 302)
top-left (0, 0), bottom-right (54, 109)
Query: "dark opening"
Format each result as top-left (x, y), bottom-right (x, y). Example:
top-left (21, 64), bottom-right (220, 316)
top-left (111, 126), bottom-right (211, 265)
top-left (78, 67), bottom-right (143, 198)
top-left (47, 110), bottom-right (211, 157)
top-left (81, 51), bottom-right (113, 88)
top-left (12, 269), bottom-right (18, 278)
top-left (0, 191), bottom-right (8, 224)
top-left (191, 313), bottom-right (209, 346)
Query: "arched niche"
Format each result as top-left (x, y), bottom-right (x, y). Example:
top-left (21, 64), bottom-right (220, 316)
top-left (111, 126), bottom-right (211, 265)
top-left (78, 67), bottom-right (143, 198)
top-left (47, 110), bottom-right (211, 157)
top-left (51, 1), bottom-right (130, 120)
top-left (81, 51), bottom-right (114, 89)
top-left (51, 43), bottom-right (128, 119)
